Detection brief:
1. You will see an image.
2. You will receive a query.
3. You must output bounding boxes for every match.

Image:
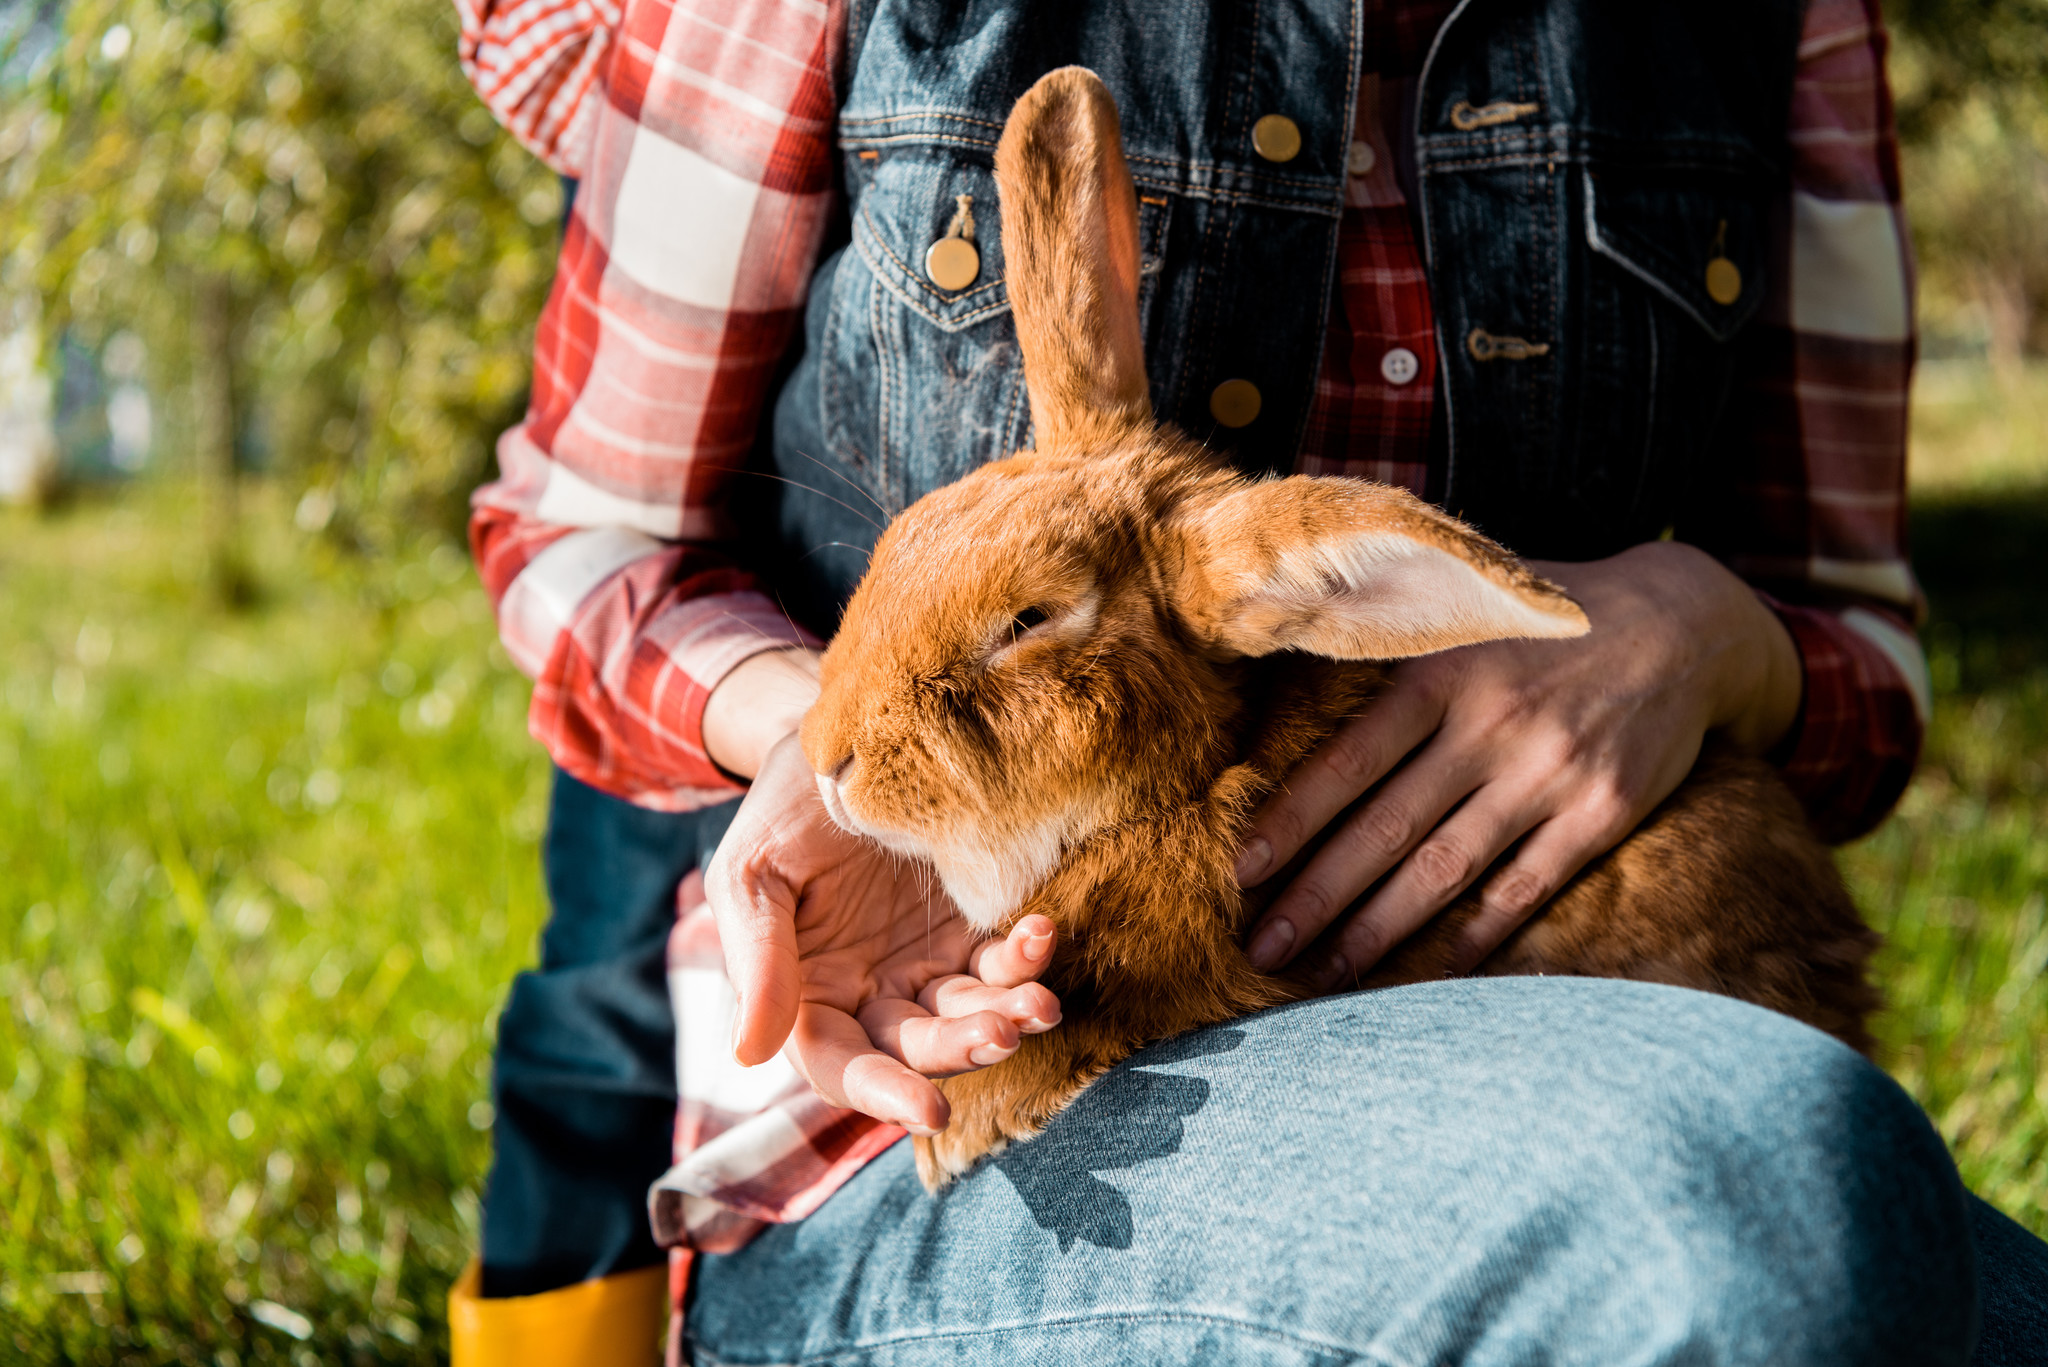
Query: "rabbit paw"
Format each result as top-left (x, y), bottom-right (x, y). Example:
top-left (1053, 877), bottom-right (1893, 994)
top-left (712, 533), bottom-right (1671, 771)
top-left (913, 1124), bottom-right (1019, 1191)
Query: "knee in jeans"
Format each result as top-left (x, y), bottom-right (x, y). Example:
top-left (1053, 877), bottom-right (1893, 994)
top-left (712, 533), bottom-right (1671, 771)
top-left (1624, 1002), bottom-right (1977, 1355)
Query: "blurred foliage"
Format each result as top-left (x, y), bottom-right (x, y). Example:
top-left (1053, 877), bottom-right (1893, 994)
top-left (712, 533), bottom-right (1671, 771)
top-left (0, 0), bottom-right (562, 548)
top-left (1885, 0), bottom-right (2048, 360)
top-left (1883, 0), bottom-right (2048, 141)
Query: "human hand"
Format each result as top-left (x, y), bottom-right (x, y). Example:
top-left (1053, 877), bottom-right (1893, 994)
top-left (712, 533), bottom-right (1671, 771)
top-left (704, 731), bottom-right (1063, 1135)
top-left (1237, 540), bottom-right (1803, 989)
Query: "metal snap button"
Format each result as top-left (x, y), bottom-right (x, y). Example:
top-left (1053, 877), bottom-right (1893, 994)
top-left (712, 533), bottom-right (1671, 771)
top-left (1209, 379), bottom-right (1262, 428)
top-left (1705, 257), bottom-right (1742, 306)
top-left (1380, 346), bottom-right (1420, 386)
top-left (1347, 140), bottom-right (1376, 176)
top-left (1251, 115), bottom-right (1302, 164)
top-left (925, 236), bottom-right (980, 292)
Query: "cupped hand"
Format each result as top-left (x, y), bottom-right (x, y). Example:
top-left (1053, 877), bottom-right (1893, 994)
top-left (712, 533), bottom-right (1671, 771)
top-left (704, 731), bottom-right (1062, 1135)
top-left (1236, 540), bottom-right (1803, 989)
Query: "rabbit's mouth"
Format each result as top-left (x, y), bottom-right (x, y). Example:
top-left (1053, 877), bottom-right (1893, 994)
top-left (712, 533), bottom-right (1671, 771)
top-left (815, 770), bottom-right (934, 867)
top-left (814, 771), bottom-right (864, 839)
top-left (816, 771), bottom-right (1072, 933)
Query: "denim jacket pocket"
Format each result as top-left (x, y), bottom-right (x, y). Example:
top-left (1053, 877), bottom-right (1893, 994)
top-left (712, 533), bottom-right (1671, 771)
top-left (818, 145), bottom-right (1030, 514)
top-left (1540, 162), bottom-right (1771, 547)
top-left (1581, 166), bottom-right (1768, 342)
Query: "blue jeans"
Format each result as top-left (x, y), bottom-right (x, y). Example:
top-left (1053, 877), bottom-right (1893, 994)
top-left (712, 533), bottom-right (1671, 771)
top-left (478, 772), bottom-right (738, 1297)
top-left (690, 981), bottom-right (2046, 1365)
top-left (487, 772), bottom-right (2048, 1358)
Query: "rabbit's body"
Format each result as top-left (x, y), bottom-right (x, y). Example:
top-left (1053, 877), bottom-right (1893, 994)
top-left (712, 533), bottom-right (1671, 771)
top-left (927, 645), bottom-right (1876, 1185)
top-left (800, 69), bottom-right (1879, 1191)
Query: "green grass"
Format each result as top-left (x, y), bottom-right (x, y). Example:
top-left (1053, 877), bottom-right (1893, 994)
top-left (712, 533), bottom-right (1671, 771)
top-left (1844, 462), bottom-right (2048, 1235)
top-left (0, 487), bottom-right (551, 1363)
top-left (1, 362), bottom-right (2045, 1360)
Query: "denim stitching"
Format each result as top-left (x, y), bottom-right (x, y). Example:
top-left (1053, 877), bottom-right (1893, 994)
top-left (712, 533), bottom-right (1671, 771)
top-left (841, 108), bottom-right (1007, 131)
top-left (856, 204), bottom-right (1010, 314)
top-left (821, 251), bottom-right (877, 489)
top-left (834, 135), bottom-right (1345, 199)
top-left (855, 239), bottom-right (1014, 329)
top-left (691, 1308), bottom-right (1421, 1367)
top-left (871, 263), bottom-right (894, 511)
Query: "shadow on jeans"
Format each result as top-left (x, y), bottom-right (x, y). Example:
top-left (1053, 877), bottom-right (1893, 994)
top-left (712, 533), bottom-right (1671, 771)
top-left (991, 1027), bottom-right (1246, 1252)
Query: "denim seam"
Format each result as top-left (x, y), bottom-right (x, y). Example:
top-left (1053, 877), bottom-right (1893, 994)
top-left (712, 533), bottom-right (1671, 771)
top-left (855, 210), bottom-right (1014, 332)
top-left (835, 129), bottom-right (1342, 197)
top-left (858, 205), bottom-right (1009, 305)
top-left (1628, 290), bottom-right (1658, 523)
top-left (871, 255), bottom-right (892, 507)
top-left (999, 325), bottom-right (1028, 453)
top-left (840, 131), bottom-right (996, 150)
top-left (1419, 152), bottom-right (1589, 174)
top-left (690, 1309), bottom-right (1419, 1367)
top-left (842, 109), bottom-right (1008, 132)
top-left (1580, 169), bottom-right (1757, 340)
top-left (820, 250), bottom-right (877, 490)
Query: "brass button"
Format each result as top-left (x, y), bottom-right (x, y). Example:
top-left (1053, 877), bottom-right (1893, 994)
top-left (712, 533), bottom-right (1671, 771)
top-left (925, 236), bottom-right (980, 292)
top-left (1704, 256), bottom-right (1742, 306)
top-left (1251, 114), bottom-right (1302, 164)
top-left (1209, 379), bottom-right (1262, 428)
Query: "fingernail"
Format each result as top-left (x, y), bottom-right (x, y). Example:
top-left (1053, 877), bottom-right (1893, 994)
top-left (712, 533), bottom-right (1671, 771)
top-left (968, 1041), bottom-right (1014, 1066)
top-left (903, 1121), bottom-right (941, 1137)
top-left (1234, 836), bottom-right (1272, 887)
top-left (1022, 1011), bottom-right (1061, 1033)
top-left (1023, 930), bottom-right (1052, 960)
top-left (1314, 953), bottom-right (1352, 993)
top-left (1246, 919), bottom-right (1294, 971)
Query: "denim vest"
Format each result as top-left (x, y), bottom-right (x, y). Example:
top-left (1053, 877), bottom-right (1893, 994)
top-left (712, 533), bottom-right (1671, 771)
top-left (751, 0), bottom-right (1804, 633)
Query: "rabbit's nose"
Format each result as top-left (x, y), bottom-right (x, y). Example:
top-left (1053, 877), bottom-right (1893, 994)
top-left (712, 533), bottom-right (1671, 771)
top-left (825, 753), bottom-right (855, 783)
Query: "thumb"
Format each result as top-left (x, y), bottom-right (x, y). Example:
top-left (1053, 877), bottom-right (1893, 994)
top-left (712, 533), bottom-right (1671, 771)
top-left (704, 848), bottom-right (802, 1066)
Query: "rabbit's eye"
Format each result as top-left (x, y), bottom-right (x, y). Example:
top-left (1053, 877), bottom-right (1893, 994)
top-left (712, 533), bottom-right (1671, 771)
top-left (1010, 606), bottom-right (1051, 637)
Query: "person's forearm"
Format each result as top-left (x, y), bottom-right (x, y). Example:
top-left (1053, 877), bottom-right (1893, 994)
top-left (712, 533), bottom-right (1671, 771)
top-left (702, 647), bottom-right (826, 780)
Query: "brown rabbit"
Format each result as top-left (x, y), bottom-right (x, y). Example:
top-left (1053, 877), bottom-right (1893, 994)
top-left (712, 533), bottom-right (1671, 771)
top-left (801, 67), bottom-right (1878, 1191)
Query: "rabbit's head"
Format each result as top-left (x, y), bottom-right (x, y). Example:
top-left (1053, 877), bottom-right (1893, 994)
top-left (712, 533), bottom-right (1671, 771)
top-left (803, 68), bottom-right (1588, 931)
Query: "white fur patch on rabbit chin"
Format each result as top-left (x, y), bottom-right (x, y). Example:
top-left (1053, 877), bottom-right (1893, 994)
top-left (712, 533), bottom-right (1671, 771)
top-left (815, 772), bottom-right (1069, 933)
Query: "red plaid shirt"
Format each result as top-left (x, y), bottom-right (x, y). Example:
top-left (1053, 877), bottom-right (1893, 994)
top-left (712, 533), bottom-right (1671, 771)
top-left (458, 0), bottom-right (1930, 1296)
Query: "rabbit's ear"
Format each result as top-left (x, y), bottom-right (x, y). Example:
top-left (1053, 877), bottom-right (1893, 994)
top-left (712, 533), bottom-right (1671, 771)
top-left (995, 67), bottom-right (1150, 451)
top-left (1170, 478), bottom-right (1591, 660)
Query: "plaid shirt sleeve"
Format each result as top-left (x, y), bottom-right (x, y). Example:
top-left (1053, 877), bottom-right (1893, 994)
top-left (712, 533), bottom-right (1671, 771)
top-left (461, 0), bottom-right (841, 810)
top-left (457, 0), bottom-right (620, 176)
top-left (1684, 0), bottom-right (1930, 842)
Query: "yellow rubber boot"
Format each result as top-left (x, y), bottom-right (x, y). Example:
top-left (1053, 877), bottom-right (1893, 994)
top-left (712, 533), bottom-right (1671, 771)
top-left (448, 1257), bottom-right (667, 1367)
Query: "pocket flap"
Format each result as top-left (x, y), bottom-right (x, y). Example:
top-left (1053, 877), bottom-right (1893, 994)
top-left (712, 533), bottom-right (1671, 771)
top-left (850, 151), bottom-right (1013, 334)
top-left (1583, 167), bottom-right (1769, 341)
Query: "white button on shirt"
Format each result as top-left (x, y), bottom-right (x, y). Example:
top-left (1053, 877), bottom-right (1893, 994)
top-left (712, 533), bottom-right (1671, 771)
top-left (1347, 140), bottom-right (1377, 176)
top-left (1380, 346), bottom-right (1420, 386)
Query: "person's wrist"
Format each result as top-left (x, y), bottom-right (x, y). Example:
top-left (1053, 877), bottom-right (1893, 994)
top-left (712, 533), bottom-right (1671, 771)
top-left (703, 647), bottom-right (823, 780)
top-left (1537, 542), bottom-right (1800, 755)
top-left (1619, 541), bottom-right (1799, 753)
top-left (1717, 587), bottom-right (1803, 755)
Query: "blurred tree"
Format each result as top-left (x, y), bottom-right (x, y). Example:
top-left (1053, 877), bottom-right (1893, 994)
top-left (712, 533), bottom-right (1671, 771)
top-left (1885, 0), bottom-right (2048, 365)
top-left (1884, 0), bottom-right (2048, 140)
top-left (0, 0), bottom-right (561, 585)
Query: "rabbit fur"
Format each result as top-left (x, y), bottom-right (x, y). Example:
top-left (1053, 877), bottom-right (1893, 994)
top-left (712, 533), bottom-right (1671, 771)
top-left (801, 67), bottom-right (1879, 1191)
